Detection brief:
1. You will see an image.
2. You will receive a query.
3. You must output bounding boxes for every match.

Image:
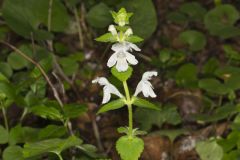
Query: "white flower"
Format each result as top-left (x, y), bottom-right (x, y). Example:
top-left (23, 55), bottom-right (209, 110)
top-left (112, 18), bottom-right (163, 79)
top-left (107, 42), bottom-right (140, 72)
top-left (124, 28), bottom-right (133, 37)
top-left (92, 77), bottom-right (123, 104)
top-left (134, 71), bottom-right (158, 98)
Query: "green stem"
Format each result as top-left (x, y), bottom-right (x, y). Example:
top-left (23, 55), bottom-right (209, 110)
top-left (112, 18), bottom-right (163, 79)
top-left (2, 107), bottom-right (9, 132)
top-left (123, 81), bottom-right (133, 136)
top-left (57, 154), bottom-right (63, 160)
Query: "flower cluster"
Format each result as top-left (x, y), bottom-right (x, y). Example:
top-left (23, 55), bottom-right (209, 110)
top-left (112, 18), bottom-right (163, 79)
top-left (93, 8), bottom-right (158, 104)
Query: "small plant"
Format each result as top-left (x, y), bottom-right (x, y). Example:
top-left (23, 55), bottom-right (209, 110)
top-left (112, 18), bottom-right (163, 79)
top-left (93, 8), bottom-right (159, 160)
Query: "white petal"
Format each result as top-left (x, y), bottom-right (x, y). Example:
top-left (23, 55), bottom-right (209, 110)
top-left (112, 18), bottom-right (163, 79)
top-left (116, 58), bottom-right (128, 72)
top-left (109, 84), bottom-right (123, 98)
top-left (107, 53), bottom-right (118, 67)
top-left (102, 86), bottom-right (111, 104)
top-left (127, 42), bottom-right (141, 52)
top-left (112, 43), bottom-right (123, 52)
top-left (142, 71), bottom-right (158, 80)
top-left (134, 82), bottom-right (143, 96)
top-left (125, 52), bottom-right (138, 65)
top-left (142, 82), bottom-right (156, 98)
top-left (108, 25), bottom-right (117, 35)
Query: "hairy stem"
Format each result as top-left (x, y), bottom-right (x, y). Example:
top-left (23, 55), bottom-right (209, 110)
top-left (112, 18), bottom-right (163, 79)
top-left (123, 81), bottom-right (133, 136)
top-left (1, 107), bottom-right (8, 132)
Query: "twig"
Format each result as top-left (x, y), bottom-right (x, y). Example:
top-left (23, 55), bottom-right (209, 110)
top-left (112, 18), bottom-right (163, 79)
top-left (73, 6), bottom-right (84, 49)
top-left (92, 118), bottom-right (104, 151)
top-left (1, 41), bottom-right (64, 107)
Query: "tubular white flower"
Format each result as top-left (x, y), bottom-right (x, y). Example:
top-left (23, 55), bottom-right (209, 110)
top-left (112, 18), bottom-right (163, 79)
top-left (124, 28), bottom-right (133, 37)
top-left (92, 77), bottom-right (123, 104)
top-left (107, 42), bottom-right (140, 72)
top-left (108, 25), bottom-right (118, 35)
top-left (134, 71), bottom-right (158, 98)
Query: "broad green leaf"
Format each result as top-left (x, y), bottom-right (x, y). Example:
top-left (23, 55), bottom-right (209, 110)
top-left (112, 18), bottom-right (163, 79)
top-left (111, 66), bottom-right (133, 82)
top-left (132, 97), bottom-right (159, 110)
top-left (126, 35), bottom-right (143, 43)
top-left (0, 82), bottom-right (16, 106)
top-left (2, 0), bottom-right (70, 40)
top-left (0, 62), bottom-right (13, 78)
top-left (38, 125), bottom-right (67, 140)
top-left (63, 103), bottom-right (87, 118)
top-left (179, 30), bottom-right (206, 51)
top-left (198, 78), bottom-right (230, 95)
top-left (95, 33), bottom-right (116, 42)
top-left (118, 0), bottom-right (157, 39)
top-left (86, 3), bottom-right (112, 28)
top-left (179, 2), bottom-right (207, 20)
top-left (153, 129), bottom-right (187, 142)
top-left (175, 63), bottom-right (198, 88)
top-left (3, 146), bottom-right (24, 160)
top-left (196, 140), bottom-right (223, 160)
top-left (97, 99), bottom-right (125, 114)
top-left (134, 104), bottom-right (181, 131)
top-left (204, 5), bottom-right (240, 39)
top-left (23, 136), bottom-right (82, 158)
top-left (167, 11), bottom-right (188, 24)
top-left (0, 125), bottom-right (8, 144)
top-left (7, 53), bottom-right (28, 70)
top-left (9, 125), bottom-right (39, 145)
top-left (30, 104), bottom-right (63, 121)
top-left (0, 73), bottom-right (9, 82)
top-left (116, 136), bottom-right (144, 160)
top-left (218, 131), bottom-right (239, 152)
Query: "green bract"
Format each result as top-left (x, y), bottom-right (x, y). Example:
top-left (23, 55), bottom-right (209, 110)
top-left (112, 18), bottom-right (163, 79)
top-left (111, 8), bottom-right (133, 27)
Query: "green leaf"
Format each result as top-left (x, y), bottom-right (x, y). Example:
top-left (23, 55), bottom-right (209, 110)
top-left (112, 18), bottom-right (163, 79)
top-left (192, 103), bottom-right (238, 123)
top-left (196, 140), bottom-right (223, 160)
top-left (118, 0), bottom-right (157, 39)
top-left (23, 136), bottom-right (82, 158)
top-left (116, 136), bottom-right (144, 160)
top-left (199, 78), bottom-right (230, 95)
top-left (30, 104), bottom-right (63, 121)
top-left (167, 11), bottom-right (188, 24)
top-left (223, 45), bottom-right (240, 61)
top-left (30, 55), bottom-right (53, 78)
top-left (132, 97), bottom-right (159, 110)
top-left (86, 3), bottom-right (112, 28)
top-left (63, 103), bottom-right (87, 118)
top-left (134, 104), bottom-right (181, 131)
top-left (3, 146), bottom-right (24, 160)
top-left (126, 35), bottom-right (143, 43)
top-left (9, 125), bottom-right (39, 145)
top-left (0, 125), bottom-right (8, 144)
top-left (175, 63), bottom-right (198, 88)
top-left (179, 2), bottom-right (207, 20)
top-left (38, 125), bottom-right (67, 140)
top-left (95, 33), bottom-right (117, 42)
top-left (202, 58), bottom-right (220, 75)
top-left (204, 4), bottom-right (240, 39)
top-left (0, 62), bottom-right (13, 78)
top-left (153, 129), bottom-right (187, 142)
top-left (2, 0), bottom-right (70, 40)
top-left (179, 30), bottom-right (206, 51)
top-left (111, 66), bottom-right (133, 82)
top-left (97, 99), bottom-right (125, 114)
top-left (7, 53), bottom-right (28, 70)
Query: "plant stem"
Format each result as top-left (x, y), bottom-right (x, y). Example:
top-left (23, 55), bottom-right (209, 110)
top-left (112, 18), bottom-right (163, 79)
top-left (123, 81), bottom-right (133, 136)
top-left (2, 107), bottom-right (9, 132)
top-left (56, 154), bottom-right (63, 160)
